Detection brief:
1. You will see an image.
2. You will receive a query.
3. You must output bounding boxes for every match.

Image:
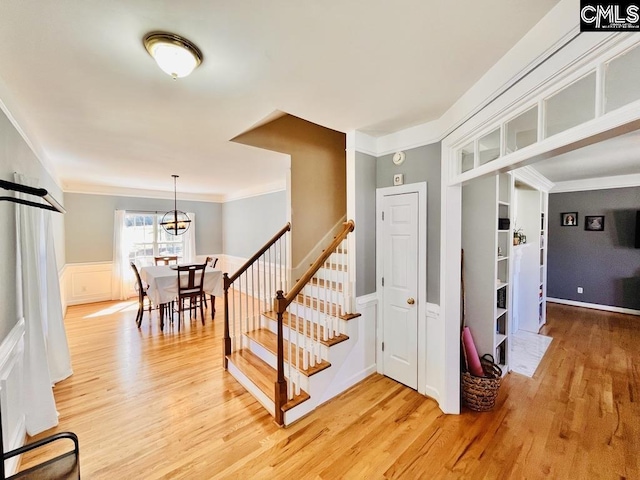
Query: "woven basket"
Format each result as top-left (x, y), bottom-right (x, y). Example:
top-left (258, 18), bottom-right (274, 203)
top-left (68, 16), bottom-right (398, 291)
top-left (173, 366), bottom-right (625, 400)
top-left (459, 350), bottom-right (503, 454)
top-left (461, 354), bottom-right (502, 412)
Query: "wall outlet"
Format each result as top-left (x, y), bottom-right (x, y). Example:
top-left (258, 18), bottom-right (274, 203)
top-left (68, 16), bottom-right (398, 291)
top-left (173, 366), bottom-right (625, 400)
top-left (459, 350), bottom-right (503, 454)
top-left (577, 287), bottom-right (583, 294)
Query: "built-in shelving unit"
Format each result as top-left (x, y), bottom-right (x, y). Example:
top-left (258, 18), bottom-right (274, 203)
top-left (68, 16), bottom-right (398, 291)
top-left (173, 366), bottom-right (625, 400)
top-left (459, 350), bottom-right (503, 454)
top-left (512, 170), bottom-right (551, 334)
top-left (462, 172), bottom-right (512, 374)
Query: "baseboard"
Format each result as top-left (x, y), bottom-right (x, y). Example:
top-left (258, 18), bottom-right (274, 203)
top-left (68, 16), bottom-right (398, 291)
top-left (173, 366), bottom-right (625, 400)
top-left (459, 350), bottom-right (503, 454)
top-left (547, 297), bottom-right (640, 316)
top-left (0, 319), bottom-right (26, 476)
top-left (424, 386), bottom-right (440, 402)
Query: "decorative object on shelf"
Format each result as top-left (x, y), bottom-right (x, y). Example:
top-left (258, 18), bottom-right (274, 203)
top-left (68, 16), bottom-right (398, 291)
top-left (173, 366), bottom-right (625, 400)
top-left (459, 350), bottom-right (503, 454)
top-left (497, 246), bottom-right (503, 257)
top-left (585, 215), bottom-right (605, 231)
top-left (144, 32), bottom-right (203, 79)
top-left (392, 151), bottom-right (406, 165)
top-left (561, 212), bottom-right (578, 226)
top-left (513, 227), bottom-right (525, 245)
top-left (497, 287), bottom-right (506, 309)
top-left (160, 175), bottom-right (191, 235)
top-left (498, 218), bottom-right (510, 230)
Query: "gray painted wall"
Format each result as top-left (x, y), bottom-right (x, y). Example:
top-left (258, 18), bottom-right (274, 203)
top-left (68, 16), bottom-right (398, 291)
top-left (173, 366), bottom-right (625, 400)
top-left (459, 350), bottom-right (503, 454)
top-left (222, 191), bottom-right (287, 258)
top-left (355, 152), bottom-right (376, 296)
top-left (64, 193), bottom-right (223, 263)
top-left (547, 187), bottom-right (640, 310)
top-left (0, 109), bottom-right (65, 340)
top-left (377, 143), bottom-right (441, 304)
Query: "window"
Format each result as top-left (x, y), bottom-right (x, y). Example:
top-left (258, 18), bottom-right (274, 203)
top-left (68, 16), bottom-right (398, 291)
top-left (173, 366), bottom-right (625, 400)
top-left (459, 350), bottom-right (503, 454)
top-left (125, 212), bottom-right (185, 266)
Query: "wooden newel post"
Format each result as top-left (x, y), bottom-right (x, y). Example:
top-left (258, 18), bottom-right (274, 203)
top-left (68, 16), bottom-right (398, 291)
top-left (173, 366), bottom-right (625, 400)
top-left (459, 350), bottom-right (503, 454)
top-left (274, 289), bottom-right (288, 426)
top-left (223, 273), bottom-right (231, 369)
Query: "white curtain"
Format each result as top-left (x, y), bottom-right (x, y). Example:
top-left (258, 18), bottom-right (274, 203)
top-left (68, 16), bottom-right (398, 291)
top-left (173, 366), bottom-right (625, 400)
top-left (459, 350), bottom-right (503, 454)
top-left (111, 209), bottom-right (132, 300)
top-left (14, 173), bottom-right (72, 435)
top-left (183, 212), bottom-right (196, 263)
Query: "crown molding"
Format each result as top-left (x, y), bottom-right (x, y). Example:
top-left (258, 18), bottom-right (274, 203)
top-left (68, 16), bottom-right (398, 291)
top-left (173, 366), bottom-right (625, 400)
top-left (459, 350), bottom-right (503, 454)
top-left (0, 85), bottom-right (62, 187)
top-left (346, 131), bottom-right (378, 157)
top-left (550, 173), bottom-right (640, 193)
top-left (63, 183), bottom-right (224, 203)
top-left (513, 166), bottom-right (555, 192)
top-left (222, 180), bottom-right (286, 202)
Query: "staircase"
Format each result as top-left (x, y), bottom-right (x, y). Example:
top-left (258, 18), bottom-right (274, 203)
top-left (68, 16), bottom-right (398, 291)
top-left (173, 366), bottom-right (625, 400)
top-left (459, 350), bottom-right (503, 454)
top-left (223, 221), bottom-right (360, 426)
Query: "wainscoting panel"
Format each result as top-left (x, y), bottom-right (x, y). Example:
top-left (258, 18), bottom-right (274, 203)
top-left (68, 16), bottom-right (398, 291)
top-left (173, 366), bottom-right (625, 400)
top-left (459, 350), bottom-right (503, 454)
top-left (63, 262), bottom-right (113, 306)
top-left (0, 319), bottom-right (26, 476)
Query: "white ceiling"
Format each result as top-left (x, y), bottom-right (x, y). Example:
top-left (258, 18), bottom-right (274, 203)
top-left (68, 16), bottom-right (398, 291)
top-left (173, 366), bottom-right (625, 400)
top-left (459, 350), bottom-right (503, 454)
top-left (0, 1), bottom-right (562, 198)
top-left (532, 129), bottom-right (640, 184)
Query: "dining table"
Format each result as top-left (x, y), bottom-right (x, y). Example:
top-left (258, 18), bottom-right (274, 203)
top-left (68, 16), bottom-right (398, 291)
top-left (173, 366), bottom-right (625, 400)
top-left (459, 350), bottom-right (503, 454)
top-left (140, 264), bottom-right (223, 326)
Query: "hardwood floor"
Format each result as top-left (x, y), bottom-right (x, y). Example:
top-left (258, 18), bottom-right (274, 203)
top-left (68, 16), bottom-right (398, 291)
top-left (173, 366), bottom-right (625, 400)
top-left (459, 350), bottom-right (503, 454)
top-left (20, 301), bottom-right (639, 479)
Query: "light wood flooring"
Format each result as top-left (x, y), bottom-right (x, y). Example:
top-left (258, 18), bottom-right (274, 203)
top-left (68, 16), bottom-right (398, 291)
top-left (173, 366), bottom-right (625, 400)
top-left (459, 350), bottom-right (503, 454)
top-left (20, 301), bottom-right (639, 479)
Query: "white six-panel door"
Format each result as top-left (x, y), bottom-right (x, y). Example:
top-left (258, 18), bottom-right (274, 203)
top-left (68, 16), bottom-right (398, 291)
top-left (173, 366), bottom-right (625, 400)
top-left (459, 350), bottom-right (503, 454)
top-left (381, 191), bottom-right (419, 389)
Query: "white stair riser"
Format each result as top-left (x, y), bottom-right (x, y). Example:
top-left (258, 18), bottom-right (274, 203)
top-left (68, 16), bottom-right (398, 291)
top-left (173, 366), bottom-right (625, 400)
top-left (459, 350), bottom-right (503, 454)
top-left (313, 267), bottom-right (349, 283)
top-left (302, 284), bottom-right (345, 302)
top-left (289, 302), bottom-right (346, 322)
top-left (227, 360), bottom-right (275, 416)
top-left (328, 252), bottom-right (348, 265)
top-left (262, 314), bottom-right (347, 345)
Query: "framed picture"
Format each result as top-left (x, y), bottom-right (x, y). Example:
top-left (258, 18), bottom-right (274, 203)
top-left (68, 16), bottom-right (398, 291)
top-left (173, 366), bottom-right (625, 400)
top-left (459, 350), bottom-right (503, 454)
top-left (561, 212), bottom-right (578, 226)
top-left (585, 215), bottom-right (605, 231)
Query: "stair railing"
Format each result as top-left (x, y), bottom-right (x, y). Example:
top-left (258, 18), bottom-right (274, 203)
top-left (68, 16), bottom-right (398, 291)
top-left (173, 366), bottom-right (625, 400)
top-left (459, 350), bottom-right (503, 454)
top-left (273, 220), bottom-right (354, 425)
top-left (223, 223), bottom-right (291, 368)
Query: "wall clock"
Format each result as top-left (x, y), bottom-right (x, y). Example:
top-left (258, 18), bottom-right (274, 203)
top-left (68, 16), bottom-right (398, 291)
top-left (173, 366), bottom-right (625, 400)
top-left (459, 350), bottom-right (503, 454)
top-left (392, 151), bottom-right (405, 165)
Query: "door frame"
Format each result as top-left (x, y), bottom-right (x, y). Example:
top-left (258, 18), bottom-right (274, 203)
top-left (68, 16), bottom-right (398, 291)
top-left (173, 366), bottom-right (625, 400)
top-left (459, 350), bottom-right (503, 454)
top-left (376, 182), bottom-right (427, 395)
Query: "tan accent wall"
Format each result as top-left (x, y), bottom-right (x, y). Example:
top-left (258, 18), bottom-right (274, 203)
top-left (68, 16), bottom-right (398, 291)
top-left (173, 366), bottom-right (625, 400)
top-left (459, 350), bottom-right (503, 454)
top-left (232, 115), bottom-right (346, 266)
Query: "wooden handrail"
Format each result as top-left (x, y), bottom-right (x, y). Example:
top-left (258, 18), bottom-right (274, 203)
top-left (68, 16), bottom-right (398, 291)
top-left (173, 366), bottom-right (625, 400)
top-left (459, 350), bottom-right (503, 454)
top-left (275, 220), bottom-right (354, 314)
top-left (225, 222), bottom-right (291, 287)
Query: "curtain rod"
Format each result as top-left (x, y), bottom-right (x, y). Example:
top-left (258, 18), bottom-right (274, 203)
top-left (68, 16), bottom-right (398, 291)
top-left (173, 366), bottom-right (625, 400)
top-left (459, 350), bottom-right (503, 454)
top-left (0, 178), bottom-right (66, 214)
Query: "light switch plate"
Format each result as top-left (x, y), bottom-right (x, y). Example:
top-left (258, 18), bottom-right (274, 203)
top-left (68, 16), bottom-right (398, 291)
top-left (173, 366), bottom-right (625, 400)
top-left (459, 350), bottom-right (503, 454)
top-left (393, 173), bottom-right (404, 186)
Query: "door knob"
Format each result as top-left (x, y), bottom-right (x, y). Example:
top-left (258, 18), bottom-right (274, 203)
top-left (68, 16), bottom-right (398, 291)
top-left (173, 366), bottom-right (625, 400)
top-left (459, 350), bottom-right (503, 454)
top-left (407, 298), bottom-right (415, 305)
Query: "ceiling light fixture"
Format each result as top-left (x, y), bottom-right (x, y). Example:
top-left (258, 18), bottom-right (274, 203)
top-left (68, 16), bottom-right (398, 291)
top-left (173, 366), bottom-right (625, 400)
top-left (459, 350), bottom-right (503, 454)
top-left (161, 175), bottom-right (191, 235)
top-left (143, 32), bottom-right (203, 79)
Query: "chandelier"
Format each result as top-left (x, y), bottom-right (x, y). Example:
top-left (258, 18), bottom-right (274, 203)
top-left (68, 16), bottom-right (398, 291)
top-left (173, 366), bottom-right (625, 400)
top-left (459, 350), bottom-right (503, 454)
top-left (160, 175), bottom-right (191, 235)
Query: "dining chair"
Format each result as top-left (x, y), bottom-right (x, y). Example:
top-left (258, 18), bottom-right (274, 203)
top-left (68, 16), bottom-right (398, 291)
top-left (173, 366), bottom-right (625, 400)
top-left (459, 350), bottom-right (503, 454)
top-left (176, 263), bottom-right (207, 329)
top-left (154, 255), bottom-right (178, 265)
top-left (131, 262), bottom-right (151, 328)
top-left (203, 257), bottom-right (219, 318)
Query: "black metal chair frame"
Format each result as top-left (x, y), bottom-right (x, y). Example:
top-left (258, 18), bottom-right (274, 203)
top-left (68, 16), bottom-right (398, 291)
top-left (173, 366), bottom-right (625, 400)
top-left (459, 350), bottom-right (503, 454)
top-left (1, 406), bottom-right (79, 479)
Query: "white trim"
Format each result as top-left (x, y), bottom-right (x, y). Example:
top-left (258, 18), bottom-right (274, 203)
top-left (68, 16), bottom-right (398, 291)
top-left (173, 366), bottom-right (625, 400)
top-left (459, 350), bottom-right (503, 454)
top-left (63, 183), bottom-right (224, 203)
top-left (550, 173), bottom-right (640, 193)
top-left (547, 298), bottom-right (640, 316)
top-left (356, 293), bottom-right (377, 306)
top-left (376, 182), bottom-right (428, 396)
top-left (348, 131), bottom-right (378, 157)
top-left (63, 261), bottom-right (114, 306)
top-left (222, 180), bottom-right (287, 202)
top-left (0, 86), bottom-right (61, 187)
top-left (0, 319), bottom-right (26, 476)
top-left (513, 166), bottom-right (555, 192)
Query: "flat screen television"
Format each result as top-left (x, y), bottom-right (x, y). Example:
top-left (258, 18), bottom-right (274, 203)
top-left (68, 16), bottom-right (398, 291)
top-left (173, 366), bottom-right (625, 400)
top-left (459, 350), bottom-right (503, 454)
top-left (636, 211), bottom-right (640, 248)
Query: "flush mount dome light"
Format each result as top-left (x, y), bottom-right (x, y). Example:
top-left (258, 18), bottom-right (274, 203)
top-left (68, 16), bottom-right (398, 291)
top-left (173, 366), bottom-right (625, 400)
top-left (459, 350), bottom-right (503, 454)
top-left (143, 32), bottom-right (203, 79)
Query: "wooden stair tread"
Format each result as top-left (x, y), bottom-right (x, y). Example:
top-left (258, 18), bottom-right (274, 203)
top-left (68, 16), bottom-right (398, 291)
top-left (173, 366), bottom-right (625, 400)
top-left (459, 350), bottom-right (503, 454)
top-left (226, 350), bottom-right (309, 412)
top-left (263, 311), bottom-right (349, 347)
top-left (246, 328), bottom-right (331, 376)
top-left (292, 296), bottom-right (360, 320)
